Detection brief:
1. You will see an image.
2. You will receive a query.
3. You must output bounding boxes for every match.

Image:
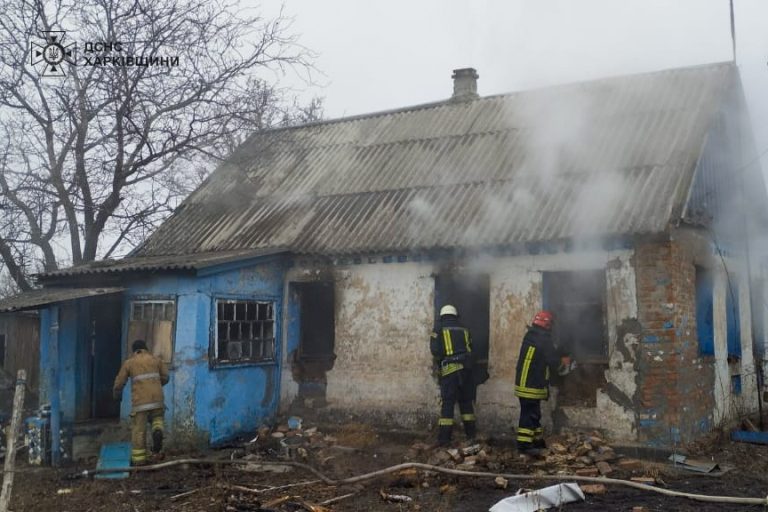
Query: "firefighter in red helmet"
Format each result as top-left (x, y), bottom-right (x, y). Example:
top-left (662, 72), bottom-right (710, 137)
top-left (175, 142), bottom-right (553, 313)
top-left (514, 311), bottom-right (561, 454)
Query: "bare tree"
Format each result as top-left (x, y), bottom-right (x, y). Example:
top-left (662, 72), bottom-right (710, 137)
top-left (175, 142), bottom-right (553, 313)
top-left (0, 0), bottom-right (320, 292)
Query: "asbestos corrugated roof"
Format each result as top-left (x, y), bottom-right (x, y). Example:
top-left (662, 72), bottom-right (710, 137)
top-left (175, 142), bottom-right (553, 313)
top-left (0, 287), bottom-right (124, 313)
top-left (39, 249), bottom-right (286, 279)
top-left (134, 62), bottom-right (736, 257)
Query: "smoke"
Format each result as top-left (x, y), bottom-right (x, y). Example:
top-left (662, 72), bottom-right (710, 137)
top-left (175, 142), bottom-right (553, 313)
top-left (458, 79), bottom-right (635, 249)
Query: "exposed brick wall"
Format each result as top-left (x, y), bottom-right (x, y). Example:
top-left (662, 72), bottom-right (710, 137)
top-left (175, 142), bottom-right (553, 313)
top-left (635, 238), bottom-right (715, 445)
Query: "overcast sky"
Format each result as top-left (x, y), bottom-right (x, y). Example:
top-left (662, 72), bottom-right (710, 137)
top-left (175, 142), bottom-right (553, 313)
top-left (256, 0), bottom-right (768, 174)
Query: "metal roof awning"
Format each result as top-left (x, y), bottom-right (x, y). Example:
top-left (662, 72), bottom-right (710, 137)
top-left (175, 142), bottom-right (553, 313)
top-left (37, 249), bottom-right (288, 279)
top-left (0, 287), bottom-right (124, 313)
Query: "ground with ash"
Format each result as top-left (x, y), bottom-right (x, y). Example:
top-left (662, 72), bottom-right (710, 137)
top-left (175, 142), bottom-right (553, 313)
top-left (9, 422), bottom-right (768, 511)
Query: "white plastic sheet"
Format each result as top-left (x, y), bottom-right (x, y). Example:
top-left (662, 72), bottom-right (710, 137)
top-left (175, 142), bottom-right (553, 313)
top-left (489, 483), bottom-right (585, 512)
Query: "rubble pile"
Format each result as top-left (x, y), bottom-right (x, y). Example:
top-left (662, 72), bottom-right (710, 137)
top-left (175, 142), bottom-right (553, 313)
top-left (235, 420), bottom-right (665, 508)
top-left (250, 418), bottom-right (383, 466)
top-left (538, 430), bottom-right (625, 476)
top-left (408, 429), bottom-right (649, 482)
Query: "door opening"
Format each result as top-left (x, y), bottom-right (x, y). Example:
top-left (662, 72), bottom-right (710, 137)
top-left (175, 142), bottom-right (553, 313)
top-left (292, 282), bottom-right (336, 406)
top-left (89, 297), bottom-right (122, 419)
top-left (434, 272), bottom-right (491, 387)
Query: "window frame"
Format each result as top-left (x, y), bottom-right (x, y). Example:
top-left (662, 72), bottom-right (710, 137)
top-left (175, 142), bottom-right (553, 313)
top-left (127, 296), bottom-right (177, 365)
top-left (129, 298), bottom-right (177, 323)
top-left (210, 295), bottom-right (279, 368)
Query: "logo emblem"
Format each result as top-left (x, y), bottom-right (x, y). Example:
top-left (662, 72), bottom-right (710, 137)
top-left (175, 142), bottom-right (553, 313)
top-left (30, 31), bottom-right (76, 77)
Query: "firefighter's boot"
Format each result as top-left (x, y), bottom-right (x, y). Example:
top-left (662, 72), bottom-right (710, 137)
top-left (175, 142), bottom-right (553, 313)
top-left (437, 421), bottom-right (454, 446)
top-left (152, 429), bottom-right (163, 453)
top-left (462, 415), bottom-right (477, 442)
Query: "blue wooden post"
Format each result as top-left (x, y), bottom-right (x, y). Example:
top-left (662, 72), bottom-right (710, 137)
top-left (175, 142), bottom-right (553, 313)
top-left (49, 305), bottom-right (61, 467)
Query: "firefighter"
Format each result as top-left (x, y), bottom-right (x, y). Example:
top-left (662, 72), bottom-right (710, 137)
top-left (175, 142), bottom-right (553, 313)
top-left (430, 304), bottom-right (476, 446)
top-left (113, 339), bottom-right (169, 465)
top-left (514, 311), bottom-right (560, 454)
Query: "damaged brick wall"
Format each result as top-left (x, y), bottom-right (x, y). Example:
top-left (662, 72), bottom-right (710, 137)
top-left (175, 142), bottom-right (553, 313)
top-left (635, 237), bottom-right (715, 445)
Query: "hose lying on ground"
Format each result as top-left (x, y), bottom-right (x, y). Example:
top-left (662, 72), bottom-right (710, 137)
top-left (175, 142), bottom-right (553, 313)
top-left (79, 458), bottom-right (768, 506)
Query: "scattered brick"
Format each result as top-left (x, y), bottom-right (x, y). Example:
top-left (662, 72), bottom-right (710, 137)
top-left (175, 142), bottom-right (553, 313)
top-left (580, 484), bottom-right (607, 495)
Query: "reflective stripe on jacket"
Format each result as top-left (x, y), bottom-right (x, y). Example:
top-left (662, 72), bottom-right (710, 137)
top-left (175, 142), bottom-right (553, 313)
top-left (430, 317), bottom-right (472, 377)
top-left (113, 349), bottom-right (169, 413)
top-left (514, 326), bottom-right (556, 400)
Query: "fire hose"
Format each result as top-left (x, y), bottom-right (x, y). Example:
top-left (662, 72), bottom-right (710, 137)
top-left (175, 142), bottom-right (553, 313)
top-left (77, 458), bottom-right (768, 506)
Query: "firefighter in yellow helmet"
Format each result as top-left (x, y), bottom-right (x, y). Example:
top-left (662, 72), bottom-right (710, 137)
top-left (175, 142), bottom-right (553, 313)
top-left (113, 339), bottom-right (169, 465)
top-left (430, 305), bottom-right (476, 446)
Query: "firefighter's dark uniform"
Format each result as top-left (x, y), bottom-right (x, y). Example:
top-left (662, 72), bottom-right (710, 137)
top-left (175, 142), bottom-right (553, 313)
top-left (514, 325), bottom-right (557, 451)
top-left (113, 349), bottom-right (169, 464)
top-left (430, 316), bottom-right (476, 445)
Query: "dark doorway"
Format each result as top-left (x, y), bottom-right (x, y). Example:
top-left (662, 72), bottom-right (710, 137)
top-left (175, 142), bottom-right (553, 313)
top-left (434, 273), bottom-right (491, 387)
top-left (543, 270), bottom-right (607, 407)
top-left (90, 297), bottom-right (122, 419)
top-left (293, 282), bottom-right (336, 404)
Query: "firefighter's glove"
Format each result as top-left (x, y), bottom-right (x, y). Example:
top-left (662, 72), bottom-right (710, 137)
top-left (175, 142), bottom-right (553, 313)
top-left (432, 361), bottom-right (441, 382)
top-left (557, 356), bottom-right (576, 376)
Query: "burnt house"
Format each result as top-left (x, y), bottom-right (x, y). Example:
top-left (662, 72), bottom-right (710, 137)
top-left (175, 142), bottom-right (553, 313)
top-left (2, 62), bottom-right (767, 453)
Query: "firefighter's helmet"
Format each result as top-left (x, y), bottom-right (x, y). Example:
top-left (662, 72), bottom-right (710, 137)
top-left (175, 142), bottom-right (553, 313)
top-left (440, 304), bottom-right (458, 317)
top-left (532, 310), bottom-right (554, 330)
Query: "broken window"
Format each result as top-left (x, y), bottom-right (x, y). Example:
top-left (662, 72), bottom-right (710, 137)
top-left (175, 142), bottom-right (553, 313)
top-left (543, 270), bottom-right (607, 407)
top-left (213, 299), bottom-right (275, 366)
top-left (543, 270), bottom-right (607, 360)
top-left (128, 299), bottom-right (176, 364)
top-left (434, 272), bottom-right (490, 386)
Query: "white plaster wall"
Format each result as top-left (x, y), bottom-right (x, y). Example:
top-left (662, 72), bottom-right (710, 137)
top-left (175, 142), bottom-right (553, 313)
top-left (734, 270), bottom-right (759, 415)
top-left (281, 249), bottom-right (639, 439)
top-left (711, 263), bottom-right (762, 425)
top-left (713, 269), bottom-right (731, 425)
top-left (326, 262), bottom-right (436, 424)
top-left (477, 261), bottom-right (541, 432)
top-left (278, 268), bottom-right (300, 410)
top-left (602, 252), bottom-right (639, 439)
top-left (474, 249), bottom-right (637, 438)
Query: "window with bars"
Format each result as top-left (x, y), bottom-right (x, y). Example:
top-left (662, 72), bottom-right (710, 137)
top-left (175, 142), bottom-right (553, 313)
top-left (214, 299), bottom-right (275, 365)
top-left (128, 299), bottom-right (176, 364)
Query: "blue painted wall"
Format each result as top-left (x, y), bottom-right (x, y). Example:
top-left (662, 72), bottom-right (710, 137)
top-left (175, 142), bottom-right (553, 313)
top-left (39, 255), bottom-right (290, 446)
top-left (695, 266), bottom-right (714, 356)
top-left (40, 302), bottom-right (80, 423)
top-left (285, 284), bottom-right (302, 370)
top-left (116, 257), bottom-right (288, 444)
